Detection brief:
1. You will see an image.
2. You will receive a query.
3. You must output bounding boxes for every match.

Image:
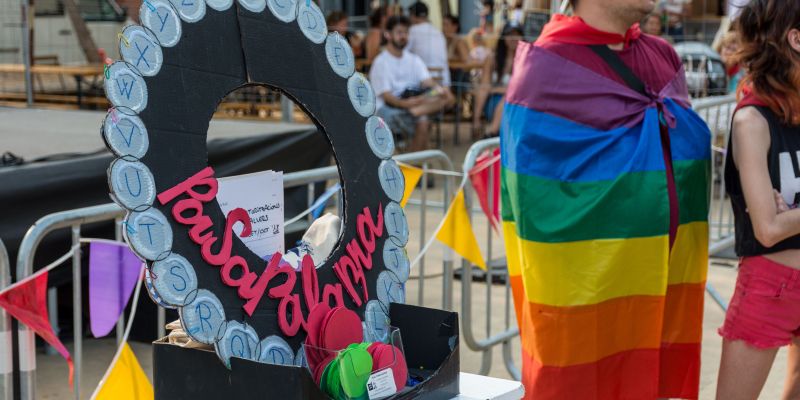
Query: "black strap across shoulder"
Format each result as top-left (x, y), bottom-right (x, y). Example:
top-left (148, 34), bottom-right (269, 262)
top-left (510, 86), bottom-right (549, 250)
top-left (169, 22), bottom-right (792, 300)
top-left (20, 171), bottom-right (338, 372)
top-left (588, 44), bottom-right (648, 97)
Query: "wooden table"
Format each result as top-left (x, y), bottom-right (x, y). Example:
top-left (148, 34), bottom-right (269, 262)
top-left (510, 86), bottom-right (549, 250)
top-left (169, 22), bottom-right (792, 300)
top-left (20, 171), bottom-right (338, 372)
top-left (0, 63), bottom-right (105, 108)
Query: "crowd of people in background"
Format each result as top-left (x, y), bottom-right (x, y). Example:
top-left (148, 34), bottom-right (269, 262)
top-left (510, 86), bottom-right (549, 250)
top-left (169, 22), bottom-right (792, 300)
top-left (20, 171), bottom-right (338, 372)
top-left (323, 0), bottom-right (532, 145)
top-left (323, 0), bottom-right (747, 149)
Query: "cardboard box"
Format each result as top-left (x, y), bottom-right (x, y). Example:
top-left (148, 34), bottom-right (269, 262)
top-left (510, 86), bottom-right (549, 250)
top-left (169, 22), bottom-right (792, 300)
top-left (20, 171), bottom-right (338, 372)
top-left (153, 303), bottom-right (459, 399)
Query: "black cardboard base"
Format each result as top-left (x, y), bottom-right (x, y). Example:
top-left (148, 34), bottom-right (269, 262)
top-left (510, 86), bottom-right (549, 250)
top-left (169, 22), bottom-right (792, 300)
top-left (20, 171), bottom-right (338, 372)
top-left (153, 304), bottom-right (459, 399)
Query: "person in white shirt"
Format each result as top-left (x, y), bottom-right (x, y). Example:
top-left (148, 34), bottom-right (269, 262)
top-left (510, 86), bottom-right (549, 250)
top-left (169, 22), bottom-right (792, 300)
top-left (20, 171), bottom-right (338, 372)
top-left (369, 15), bottom-right (454, 152)
top-left (406, 2), bottom-right (451, 87)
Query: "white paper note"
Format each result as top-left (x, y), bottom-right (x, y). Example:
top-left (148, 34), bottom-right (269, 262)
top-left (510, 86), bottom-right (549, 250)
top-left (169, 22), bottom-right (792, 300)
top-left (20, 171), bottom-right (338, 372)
top-left (216, 170), bottom-right (284, 260)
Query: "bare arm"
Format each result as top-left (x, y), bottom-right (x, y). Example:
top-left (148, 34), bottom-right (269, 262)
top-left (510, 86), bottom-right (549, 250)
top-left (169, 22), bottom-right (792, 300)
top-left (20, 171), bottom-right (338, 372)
top-left (735, 107), bottom-right (800, 247)
top-left (419, 78), bottom-right (454, 104)
top-left (473, 56), bottom-right (494, 126)
top-left (381, 92), bottom-right (421, 109)
top-left (455, 38), bottom-right (470, 64)
top-left (366, 30), bottom-right (381, 63)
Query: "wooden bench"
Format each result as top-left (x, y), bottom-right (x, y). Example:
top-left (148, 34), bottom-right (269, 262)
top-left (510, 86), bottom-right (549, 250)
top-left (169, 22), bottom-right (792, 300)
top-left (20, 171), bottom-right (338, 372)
top-left (0, 63), bottom-right (104, 108)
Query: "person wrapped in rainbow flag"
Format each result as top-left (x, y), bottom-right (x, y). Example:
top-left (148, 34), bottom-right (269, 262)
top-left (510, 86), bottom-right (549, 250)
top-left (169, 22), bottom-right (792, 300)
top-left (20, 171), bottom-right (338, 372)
top-left (500, 0), bottom-right (711, 398)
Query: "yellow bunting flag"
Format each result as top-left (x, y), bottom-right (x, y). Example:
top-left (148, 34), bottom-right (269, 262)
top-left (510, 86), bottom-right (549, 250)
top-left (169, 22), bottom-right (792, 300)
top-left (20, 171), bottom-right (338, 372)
top-left (435, 189), bottom-right (487, 270)
top-left (399, 164), bottom-right (423, 207)
top-left (94, 343), bottom-right (153, 400)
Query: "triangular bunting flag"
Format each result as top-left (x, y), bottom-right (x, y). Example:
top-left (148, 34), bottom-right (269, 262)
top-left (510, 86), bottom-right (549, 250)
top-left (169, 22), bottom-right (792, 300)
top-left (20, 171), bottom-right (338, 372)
top-left (435, 189), bottom-right (487, 270)
top-left (0, 271), bottom-right (74, 384)
top-left (469, 149), bottom-right (501, 233)
top-left (93, 342), bottom-right (153, 400)
top-left (89, 242), bottom-right (142, 338)
top-left (399, 164), bottom-right (423, 207)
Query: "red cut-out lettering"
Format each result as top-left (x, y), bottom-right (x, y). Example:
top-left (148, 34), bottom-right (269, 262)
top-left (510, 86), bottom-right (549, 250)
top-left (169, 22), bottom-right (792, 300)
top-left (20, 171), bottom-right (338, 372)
top-left (278, 294), bottom-right (303, 336)
top-left (188, 217), bottom-right (214, 244)
top-left (334, 255), bottom-right (366, 307)
top-left (240, 253), bottom-right (295, 316)
top-left (161, 168), bottom-right (392, 335)
top-left (221, 256), bottom-right (257, 288)
top-left (172, 198), bottom-right (214, 244)
top-left (201, 208), bottom-right (251, 266)
top-left (157, 166), bottom-right (218, 204)
top-left (357, 205), bottom-right (384, 254)
top-left (301, 255), bottom-right (319, 311)
top-left (322, 283), bottom-right (345, 309)
top-left (346, 238), bottom-right (373, 271)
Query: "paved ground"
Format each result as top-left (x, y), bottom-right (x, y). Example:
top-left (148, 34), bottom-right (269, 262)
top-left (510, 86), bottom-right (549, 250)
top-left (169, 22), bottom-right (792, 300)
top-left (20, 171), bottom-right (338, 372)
top-left (4, 108), bottom-right (788, 399)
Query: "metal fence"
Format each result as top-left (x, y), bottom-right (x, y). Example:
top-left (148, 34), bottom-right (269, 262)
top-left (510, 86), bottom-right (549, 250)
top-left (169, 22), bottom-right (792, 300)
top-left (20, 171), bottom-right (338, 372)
top-left (10, 149), bottom-right (453, 400)
top-left (460, 137), bottom-right (519, 379)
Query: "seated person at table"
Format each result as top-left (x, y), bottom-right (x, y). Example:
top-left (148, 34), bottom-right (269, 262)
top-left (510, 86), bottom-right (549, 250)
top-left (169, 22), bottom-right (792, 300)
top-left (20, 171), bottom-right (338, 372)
top-left (327, 11), bottom-right (364, 58)
top-left (369, 16), bottom-right (454, 152)
top-left (472, 24), bottom-right (522, 139)
top-left (407, 1), bottom-right (451, 86)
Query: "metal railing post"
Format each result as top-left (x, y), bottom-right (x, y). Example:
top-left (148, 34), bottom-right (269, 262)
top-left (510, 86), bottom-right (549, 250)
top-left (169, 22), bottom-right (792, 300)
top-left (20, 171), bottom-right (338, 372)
top-left (280, 95), bottom-right (294, 123)
top-left (442, 174), bottom-right (453, 311)
top-left (21, 0), bottom-right (33, 107)
top-left (71, 226), bottom-right (82, 399)
top-left (417, 163), bottom-right (428, 307)
top-left (0, 239), bottom-right (13, 400)
top-left (45, 289), bottom-right (58, 355)
top-left (115, 218), bottom-right (127, 344)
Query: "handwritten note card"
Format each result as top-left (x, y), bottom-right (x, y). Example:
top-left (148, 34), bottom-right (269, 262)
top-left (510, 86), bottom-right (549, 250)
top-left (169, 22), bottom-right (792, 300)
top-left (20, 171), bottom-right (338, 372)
top-left (217, 170), bottom-right (284, 260)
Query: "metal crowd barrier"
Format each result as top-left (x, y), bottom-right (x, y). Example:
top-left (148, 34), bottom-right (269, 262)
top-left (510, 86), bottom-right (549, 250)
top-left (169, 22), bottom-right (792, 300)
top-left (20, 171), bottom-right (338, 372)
top-left (693, 94), bottom-right (738, 312)
top-left (11, 149), bottom-right (454, 400)
top-left (460, 137), bottom-right (520, 379)
top-left (0, 239), bottom-right (12, 400)
top-left (693, 94), bottom-right (738, 248)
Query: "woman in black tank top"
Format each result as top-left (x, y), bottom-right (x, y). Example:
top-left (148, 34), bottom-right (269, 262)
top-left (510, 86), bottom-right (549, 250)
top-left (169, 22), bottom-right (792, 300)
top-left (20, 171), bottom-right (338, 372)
top-left (717, 2), bottom-right (800, 399)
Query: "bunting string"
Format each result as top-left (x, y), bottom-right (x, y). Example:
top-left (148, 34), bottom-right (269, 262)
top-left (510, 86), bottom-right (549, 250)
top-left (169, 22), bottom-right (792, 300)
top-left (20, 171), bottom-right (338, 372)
top-left (0, 244), bottom-right (79, 297)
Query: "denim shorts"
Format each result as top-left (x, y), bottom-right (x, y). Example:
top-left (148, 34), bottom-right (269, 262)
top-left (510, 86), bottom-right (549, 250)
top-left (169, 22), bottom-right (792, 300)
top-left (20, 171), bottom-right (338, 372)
top-left (376, 106), bottom-right (424, 137)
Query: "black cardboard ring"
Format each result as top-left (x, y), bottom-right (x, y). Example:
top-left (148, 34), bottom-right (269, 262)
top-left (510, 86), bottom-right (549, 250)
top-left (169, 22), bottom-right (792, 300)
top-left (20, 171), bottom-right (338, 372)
top-left (102, 0), bottom-right (410, 367)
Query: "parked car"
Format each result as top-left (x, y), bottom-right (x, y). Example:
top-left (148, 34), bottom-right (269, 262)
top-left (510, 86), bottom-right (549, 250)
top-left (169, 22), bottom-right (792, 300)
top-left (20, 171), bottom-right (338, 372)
top-left (674, 41), bottom-right (728, 98)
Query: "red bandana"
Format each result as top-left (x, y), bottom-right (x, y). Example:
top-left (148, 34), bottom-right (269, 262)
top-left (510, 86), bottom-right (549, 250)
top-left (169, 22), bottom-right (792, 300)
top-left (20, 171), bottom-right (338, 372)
top-left (538, 14), bottom-right (642, 48)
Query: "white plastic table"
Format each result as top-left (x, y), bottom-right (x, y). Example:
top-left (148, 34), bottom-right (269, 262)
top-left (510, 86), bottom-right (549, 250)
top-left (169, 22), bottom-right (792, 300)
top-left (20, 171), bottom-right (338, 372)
top-left (452, 372), bottom-right (525, 400)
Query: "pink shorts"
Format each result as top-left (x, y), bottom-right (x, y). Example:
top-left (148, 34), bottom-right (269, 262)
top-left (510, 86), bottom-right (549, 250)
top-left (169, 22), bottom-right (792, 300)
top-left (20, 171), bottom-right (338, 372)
top-left (718, 255), bottom-right (800, 349)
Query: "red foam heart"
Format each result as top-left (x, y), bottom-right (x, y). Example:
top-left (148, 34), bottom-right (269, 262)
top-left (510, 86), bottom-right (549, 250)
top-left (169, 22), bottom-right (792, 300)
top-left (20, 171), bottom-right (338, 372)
top-left (370, 343), bottom-right (407, 391)
top-left (305, 303), bottom-right (332, 370)
top-left (318, 306), bottom-right (340, 350)
top-left (313, 353), bottom-right (336, 386)
top-left (321, 307), bottom-right (363, 351)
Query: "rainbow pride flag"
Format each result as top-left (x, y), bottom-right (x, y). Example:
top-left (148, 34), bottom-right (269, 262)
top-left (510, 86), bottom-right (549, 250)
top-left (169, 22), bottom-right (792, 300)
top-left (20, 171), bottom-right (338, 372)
top-left (500, 33), bottom-right (710, 399)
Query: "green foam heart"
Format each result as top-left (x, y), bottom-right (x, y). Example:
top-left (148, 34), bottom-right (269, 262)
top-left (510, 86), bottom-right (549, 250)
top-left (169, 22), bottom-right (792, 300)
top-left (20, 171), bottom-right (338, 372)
top-left (326, 356), bottom-right (343, 399)
top-left (339, 348), bottom-right (374, 398)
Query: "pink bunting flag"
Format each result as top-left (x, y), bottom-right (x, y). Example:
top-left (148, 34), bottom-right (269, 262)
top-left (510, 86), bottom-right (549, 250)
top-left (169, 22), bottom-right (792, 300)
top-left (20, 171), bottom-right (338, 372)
top-left (468, 148), bottom-right (501, 233)
top-left (89, 242), bottom-right (141, 338)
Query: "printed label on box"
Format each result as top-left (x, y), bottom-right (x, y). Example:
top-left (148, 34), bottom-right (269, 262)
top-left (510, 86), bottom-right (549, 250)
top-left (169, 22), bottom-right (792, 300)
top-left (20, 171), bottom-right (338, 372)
top-left (367, 368), bottom-right (397, 399)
